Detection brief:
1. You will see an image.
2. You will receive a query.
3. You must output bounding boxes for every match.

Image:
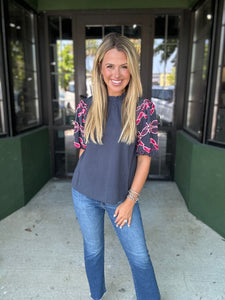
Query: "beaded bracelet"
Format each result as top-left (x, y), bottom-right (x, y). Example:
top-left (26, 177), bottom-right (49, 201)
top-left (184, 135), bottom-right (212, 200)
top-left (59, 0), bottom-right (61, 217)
top-left (127, 188), bottom-right (140, 202)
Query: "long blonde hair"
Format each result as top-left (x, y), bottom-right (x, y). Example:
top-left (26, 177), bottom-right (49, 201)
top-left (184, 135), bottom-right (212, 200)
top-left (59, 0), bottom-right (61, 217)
top-left (84, 33), bottom-right (143, 145)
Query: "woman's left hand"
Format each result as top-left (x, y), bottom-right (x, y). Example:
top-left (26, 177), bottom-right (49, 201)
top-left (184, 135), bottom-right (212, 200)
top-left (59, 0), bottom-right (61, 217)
top-left (114, 155), bottom-right (151, 229)
top-left (114, 198), bottom-right (136, 228)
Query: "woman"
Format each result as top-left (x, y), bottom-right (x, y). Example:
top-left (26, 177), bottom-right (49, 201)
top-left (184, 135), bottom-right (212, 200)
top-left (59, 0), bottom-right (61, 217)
top-left (72, 33), bottom-right (160, 300)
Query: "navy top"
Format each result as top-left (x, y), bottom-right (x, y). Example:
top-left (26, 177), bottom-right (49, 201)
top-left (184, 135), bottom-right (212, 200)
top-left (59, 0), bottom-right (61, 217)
top-left (72, 93), bottom-right (159, 205)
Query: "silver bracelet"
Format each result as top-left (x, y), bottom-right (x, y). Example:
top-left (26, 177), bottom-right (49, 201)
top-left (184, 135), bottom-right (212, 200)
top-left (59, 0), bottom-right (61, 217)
top-left (130, 189), bottom-right (139, 196)
top-left (127, 189), bottom-right (140, 202)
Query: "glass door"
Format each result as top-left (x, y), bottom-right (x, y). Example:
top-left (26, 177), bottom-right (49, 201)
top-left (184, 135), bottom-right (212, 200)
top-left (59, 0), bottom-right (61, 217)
top-left (48, 16), bottom-right (76, 177)
top-left (150, 15), bottom-right (180, 179)
top-left (80, 18), bottom-right (180, 180)
top-left (46, 12), bottom-right (182, 179)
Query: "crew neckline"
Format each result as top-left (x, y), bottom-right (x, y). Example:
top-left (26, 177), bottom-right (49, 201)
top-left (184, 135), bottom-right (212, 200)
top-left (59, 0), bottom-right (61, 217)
top-left (108, 92), bottom-right (126, 102)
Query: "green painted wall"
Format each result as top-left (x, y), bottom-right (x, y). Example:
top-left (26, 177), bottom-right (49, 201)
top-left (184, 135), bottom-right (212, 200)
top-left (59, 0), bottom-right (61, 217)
top-left (37, 0), bottom-right (198, 11)
top-left (21, 128), bottom-right (51, 204)
top-left (175, 131), bottom-right (225, 238)
top-left (0, 138), bottom-right (24, 219)
top-left (0, 127), bottom-right (51, 220)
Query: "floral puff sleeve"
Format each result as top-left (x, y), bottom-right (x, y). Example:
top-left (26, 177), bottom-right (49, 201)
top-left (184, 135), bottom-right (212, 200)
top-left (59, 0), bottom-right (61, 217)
top-left (73, 99), bottom-right (88, 150)
top-left (136, 98), bottom-right (159, 156)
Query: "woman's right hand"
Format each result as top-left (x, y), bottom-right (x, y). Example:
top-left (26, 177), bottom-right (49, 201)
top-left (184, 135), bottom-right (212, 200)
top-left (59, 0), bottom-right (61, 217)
top-left (114, 198), bottom-right (136, 228)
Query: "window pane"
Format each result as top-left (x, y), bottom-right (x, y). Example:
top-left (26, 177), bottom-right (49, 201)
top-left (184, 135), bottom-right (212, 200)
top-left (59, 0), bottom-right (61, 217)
top-left (185, 0), bottom-right (213, 138)
top-left (8, 0), bottom-right (40, 133)
top-left (152, 15), bottom-right (180, 179)
top-left (54, 129), bottom-right (77, 176)
top-left (152, 15), bottom-right (180, 127)
top-left (104, 26), bottom-right (121, 36)
top-left (210, 21), bottom-right (225, 143)
top-left (149, 131), bottom-right (173, 179)
top-left (0, 80), bottom-right (6, 134)
top-left (48, 17), bottom-right (75, 126)
top-left (0, 25), bottom-right (6, 134)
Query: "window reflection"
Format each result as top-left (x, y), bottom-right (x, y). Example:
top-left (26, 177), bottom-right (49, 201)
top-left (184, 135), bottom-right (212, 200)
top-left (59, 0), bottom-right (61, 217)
top-left (185, 0), bottom-right (213, 137)
top-left (48, 16), bottom-right (75, 126)
top-left (54, 129), bottom-right (77, 176)
top-left (210, 1), bottom-right (225, 143)
top-left (0, 80), bottom-right (6, 134)
top-left (8, 0), bottom-right (40, 133)
top-left (149, 131), bottom-right (173, 179)
top-left (152, 15), bottom-right (179, 127)
top-left (0, 27), bottom-right (6, 134)
top-left (151, 15), bottom-right (180, 179)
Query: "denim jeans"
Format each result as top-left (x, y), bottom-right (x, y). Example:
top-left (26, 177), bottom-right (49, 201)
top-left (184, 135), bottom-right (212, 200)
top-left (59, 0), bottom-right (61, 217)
top-left (72, 188), bottom-right (160, 300)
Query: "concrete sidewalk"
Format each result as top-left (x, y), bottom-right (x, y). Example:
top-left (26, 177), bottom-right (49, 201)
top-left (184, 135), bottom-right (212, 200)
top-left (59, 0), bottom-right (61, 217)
top-left (0, 179), bottom-right (225, 300)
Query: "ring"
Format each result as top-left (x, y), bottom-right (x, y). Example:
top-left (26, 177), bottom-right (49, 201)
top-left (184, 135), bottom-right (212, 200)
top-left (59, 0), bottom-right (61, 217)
top-left (124, 219), bottom-right (127, 223)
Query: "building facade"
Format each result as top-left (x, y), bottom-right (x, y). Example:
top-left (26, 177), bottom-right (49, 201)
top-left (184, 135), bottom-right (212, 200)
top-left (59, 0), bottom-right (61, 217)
top-left (0, 0), bottom-right (225, 238)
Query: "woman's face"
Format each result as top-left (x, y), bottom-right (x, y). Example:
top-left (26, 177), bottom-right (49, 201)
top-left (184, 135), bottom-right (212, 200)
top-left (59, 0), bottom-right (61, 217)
top-left (100, 48), bottom-right (131, 96)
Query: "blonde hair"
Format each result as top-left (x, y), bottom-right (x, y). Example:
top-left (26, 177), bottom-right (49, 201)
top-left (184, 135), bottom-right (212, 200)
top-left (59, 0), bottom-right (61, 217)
top-left (84, 33), bottom-right (143, 145)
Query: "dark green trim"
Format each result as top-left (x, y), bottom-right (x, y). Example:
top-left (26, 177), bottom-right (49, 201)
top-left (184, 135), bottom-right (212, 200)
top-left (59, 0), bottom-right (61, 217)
top-left (37, 0), bottom-right (198, 10)
top-left (0, 127), bottom-right (51, 220)
top-left (175, 131), bottom-right (225, 238)
top-left (24, 0), bottom-right (38, 10)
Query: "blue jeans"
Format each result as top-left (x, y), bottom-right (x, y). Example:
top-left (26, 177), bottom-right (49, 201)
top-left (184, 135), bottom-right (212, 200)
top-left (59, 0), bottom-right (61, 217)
top-left (72, 188), bottom-right (160, 300)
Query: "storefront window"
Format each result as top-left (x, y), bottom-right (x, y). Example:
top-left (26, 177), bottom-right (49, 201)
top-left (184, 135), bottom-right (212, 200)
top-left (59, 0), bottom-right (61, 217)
top-left (210, 1), bottom-right (225, 143)
top-left (185, 0), bottom-right (213, 139)
top-left (0, 38), bottom-right (6, 135)
top-left (8, 0), bottom-right (40, 133)
top-left (0, 79), bottom-right (6, 135)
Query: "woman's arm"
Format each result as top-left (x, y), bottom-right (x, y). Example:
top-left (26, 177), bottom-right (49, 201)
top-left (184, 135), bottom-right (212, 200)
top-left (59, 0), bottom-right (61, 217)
top-left (114, 155), bottom-right (151, 228)
top-left (129, 155), bottom-right (151, 195)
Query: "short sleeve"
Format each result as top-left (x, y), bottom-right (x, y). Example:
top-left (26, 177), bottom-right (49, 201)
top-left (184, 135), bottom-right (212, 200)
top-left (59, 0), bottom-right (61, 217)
top-left (73, 100), bottom-right (88, 150)
top-left (136, 98), bottom-right (159, 156)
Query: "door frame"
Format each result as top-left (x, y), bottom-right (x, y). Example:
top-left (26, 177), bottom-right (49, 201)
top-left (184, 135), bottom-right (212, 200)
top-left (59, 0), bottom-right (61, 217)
top-left (39, 8), bottom-right (191, 179)
top-left (73, 12), bottom-right (155, 106)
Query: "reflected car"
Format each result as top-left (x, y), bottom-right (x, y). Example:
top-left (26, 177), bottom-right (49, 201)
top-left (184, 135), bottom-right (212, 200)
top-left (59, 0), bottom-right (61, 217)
top-left (151, 85), bottom-right (174, 125)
